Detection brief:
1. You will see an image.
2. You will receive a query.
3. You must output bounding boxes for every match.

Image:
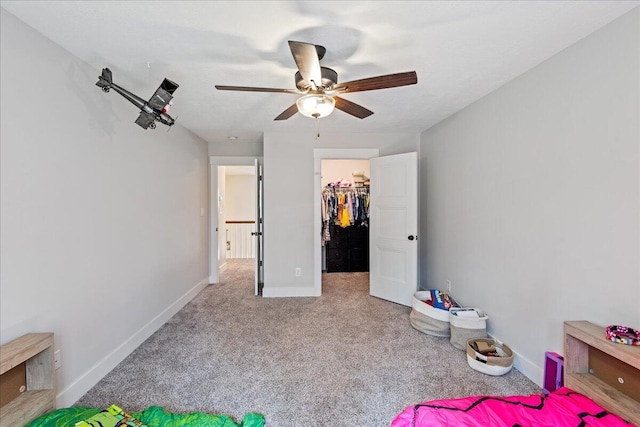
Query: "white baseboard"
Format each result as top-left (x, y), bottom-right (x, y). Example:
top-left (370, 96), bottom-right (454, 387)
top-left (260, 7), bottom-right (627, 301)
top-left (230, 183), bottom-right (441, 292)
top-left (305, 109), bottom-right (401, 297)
top-left (263, 285), bottom-right (320, 298)
top-left (56, 277), bottom-right (209, 407)
top-left (511, 347), bottom-right (544, 387)
top-left (513, 351), bottom-right (543, 388)
top-left (487, 332), bottom-right (543, 388)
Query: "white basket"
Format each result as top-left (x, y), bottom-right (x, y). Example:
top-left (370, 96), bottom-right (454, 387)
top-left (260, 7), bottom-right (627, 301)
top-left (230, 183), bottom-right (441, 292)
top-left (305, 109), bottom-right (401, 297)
top-left (412, 291), bottom-right (451, 322)
top-left (449, 308), bottom-right (488, 328)
top-left (410, 309), bottom-right (450, 337)
top-left (466, 338), bottom-right (514, 376)
top-left (449, 308), bottom-right (488, 350)
top-left (410, 291), bottom-right (456, 337)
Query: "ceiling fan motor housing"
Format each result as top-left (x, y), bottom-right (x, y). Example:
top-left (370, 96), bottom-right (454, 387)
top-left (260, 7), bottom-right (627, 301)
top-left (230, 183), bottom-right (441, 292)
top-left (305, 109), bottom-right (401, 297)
top-left (295, 67), bottom-right (338, 91)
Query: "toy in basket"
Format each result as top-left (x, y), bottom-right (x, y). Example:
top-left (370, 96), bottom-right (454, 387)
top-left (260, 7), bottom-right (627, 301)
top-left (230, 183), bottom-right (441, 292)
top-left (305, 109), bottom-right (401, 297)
top-left (410, 290), bottom-right (460, 337)
top-left (466, 338), bottom-right (514, 376)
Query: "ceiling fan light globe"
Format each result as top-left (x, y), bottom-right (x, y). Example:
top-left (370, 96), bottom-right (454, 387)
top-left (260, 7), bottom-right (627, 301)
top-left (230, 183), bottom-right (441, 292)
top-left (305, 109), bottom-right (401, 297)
top-left (296, 94), bottom-right (335, 118)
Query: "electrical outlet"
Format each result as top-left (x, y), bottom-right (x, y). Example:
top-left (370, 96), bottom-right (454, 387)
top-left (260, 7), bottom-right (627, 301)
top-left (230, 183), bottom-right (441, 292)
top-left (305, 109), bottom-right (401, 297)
top-left (446, 280), bottom-right (452, 292)
top-left (54, 349), bottom-right (61, 370)
top-left (295, 268), bottom-right (301, 277)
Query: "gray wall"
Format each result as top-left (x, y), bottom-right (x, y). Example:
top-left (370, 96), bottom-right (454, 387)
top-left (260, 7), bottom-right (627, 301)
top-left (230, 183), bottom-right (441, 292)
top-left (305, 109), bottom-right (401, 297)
top-left (263, 131), bottom-right (419, 291)
top-left (225, 174), bottom-right (256, 221)
top-left (209, 138), bottom-right (263, 157)
top-left (420, 8), bottom-right (639, 383)
top-left (0, 9), bottom-right (210, 405)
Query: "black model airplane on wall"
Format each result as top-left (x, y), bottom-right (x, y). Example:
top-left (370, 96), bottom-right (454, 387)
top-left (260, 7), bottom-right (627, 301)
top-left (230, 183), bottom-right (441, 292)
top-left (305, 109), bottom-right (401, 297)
top-left (96, 68), bottom-right (179, 129)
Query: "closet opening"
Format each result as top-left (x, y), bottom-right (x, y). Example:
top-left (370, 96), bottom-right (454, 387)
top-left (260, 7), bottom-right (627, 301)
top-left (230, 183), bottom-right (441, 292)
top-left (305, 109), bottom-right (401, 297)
top-left (314, 150), bottom-right (418, 305)
top-left (321, 159), bottom-right (371, 284)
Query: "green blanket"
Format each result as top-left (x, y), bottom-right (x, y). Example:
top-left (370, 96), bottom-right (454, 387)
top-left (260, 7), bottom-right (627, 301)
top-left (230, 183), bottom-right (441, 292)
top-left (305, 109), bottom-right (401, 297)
top-left (27, 406), bottom-right (265, 427)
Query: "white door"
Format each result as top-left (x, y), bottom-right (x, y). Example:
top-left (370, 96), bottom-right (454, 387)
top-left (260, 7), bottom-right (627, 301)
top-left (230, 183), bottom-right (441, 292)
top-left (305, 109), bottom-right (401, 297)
top-left (369, 152), bottom-right (418, 306)
top-left (254, 159), bottom-right (264, 295)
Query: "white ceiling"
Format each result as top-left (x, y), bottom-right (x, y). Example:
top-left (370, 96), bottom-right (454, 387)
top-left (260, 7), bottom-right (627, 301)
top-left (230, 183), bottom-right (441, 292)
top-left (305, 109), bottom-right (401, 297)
top-left (2, 1), bottom-right (638, 146)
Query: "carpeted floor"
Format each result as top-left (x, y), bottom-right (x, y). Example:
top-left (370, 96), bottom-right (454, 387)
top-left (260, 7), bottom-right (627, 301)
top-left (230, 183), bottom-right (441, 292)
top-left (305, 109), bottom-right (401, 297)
top-left (75, 259), bottom-right (540, 426)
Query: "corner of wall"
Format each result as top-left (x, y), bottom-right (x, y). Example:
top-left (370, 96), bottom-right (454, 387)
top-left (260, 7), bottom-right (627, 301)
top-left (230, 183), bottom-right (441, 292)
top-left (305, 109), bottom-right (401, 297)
top-left (55, 277), bottom-right (209, 407)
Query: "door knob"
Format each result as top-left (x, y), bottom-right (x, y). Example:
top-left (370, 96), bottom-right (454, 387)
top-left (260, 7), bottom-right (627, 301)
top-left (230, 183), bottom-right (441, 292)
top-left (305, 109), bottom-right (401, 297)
top-left (408, 235), bottom-right (415, 240)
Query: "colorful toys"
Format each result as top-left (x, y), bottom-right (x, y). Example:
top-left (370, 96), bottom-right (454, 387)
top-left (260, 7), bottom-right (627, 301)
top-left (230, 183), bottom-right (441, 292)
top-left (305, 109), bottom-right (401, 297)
top-left (74, 405), bottom-right (147, 427)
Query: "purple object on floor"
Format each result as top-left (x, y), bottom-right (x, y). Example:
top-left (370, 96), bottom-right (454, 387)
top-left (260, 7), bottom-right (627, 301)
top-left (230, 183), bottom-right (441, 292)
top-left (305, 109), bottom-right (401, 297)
top-left (543, 351), bottom-right (564, 394)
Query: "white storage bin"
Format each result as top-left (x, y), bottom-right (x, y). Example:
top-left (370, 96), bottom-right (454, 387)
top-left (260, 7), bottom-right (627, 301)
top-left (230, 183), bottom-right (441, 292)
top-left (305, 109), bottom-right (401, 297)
top-left (410, 291), bottom-right (455, 337)
top-left (409, 310), bottom-right (450, 337)
top-left (449, 308), bottom-right (488, 351)
top-left (412, 291), bottom-right (451, 321)
top-left (466, 338), bottom-right (514, 376)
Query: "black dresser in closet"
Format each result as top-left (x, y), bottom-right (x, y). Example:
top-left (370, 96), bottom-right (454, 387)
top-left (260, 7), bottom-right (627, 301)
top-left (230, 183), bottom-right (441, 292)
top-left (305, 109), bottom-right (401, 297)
top-left (326, 224), bottom-right (369, 272)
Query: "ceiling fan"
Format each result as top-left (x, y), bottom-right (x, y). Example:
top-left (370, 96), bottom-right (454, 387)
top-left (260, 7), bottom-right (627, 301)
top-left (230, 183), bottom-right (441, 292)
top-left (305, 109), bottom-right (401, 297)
top-left (215, 41), bottom-right (418, 121)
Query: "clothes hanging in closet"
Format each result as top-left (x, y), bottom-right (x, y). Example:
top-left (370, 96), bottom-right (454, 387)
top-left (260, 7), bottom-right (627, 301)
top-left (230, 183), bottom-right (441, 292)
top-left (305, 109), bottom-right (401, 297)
top-left (321, 187), bottom-right (370, 246)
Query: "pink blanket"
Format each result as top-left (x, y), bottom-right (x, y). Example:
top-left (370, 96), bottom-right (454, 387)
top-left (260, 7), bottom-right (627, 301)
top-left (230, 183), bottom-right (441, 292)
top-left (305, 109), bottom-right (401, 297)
top-left (392, 387), bottom-right (634, 427)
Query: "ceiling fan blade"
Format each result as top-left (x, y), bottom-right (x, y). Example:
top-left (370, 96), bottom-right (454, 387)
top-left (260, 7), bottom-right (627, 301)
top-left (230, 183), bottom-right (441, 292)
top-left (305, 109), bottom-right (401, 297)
top-left (315, 45), bottom-right (327, 61)
top-left (332, 71), bottom-right (417, 93)
top-left (215, 85), bottom-right (301, 94)
top-left (334, 96), bottom-right (374, 119)
top-left (274, 103), bottom-right (299, 121)
top-left (288, 41), bottom-right (322, 88)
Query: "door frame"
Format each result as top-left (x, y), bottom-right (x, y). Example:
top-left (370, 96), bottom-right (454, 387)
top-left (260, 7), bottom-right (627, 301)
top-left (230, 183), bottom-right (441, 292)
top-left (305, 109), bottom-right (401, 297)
top-left (209, 156), bottom-right (263, 285)
top-left (254, 158), bottom-right (264, 295)
top-left (313, 148), bottom-right (380, 295)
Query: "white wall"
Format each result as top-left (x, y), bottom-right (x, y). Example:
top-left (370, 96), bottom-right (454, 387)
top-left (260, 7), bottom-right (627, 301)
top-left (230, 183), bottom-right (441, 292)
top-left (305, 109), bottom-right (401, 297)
top-left (263, 132), bottom-right (418, 294)
top-left (225, 175), bottom-right (256, 221)
top-left (420, 8), bottom-right (640, 385)
top-left (224, 174), bottom-right (256, 259)
top-left (0, 9), bottom-right (210, 406)
top-left (321, 159), bottom-right (370, 187)
top-left (209, 139), bottom-right (263, 157)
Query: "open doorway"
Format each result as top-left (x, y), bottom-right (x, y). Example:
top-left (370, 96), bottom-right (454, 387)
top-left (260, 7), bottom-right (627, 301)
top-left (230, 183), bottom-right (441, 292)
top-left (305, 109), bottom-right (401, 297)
top-left (221, 165), bottom-right (256, 277)
top-left (313, 149), bottom-right (419, 306)
top-left (210, 157), bottom-right (263, 295)
top-left (321, 159), bottom-right (371, 280)
top-left (313, 148), bottom-right (379, 296)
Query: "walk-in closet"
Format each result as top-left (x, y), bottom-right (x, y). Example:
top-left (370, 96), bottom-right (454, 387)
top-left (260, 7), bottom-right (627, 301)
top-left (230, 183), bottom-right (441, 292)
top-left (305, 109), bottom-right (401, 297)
top-left (321, 159), bottom-right (370, 274)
